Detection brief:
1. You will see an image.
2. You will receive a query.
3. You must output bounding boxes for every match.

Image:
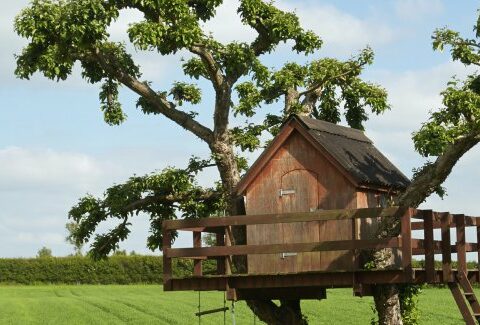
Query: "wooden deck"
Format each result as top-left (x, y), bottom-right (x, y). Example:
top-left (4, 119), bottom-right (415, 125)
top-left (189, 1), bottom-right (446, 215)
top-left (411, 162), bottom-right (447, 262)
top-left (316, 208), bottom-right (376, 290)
top-left (162, 207), bottom-right (480, 299)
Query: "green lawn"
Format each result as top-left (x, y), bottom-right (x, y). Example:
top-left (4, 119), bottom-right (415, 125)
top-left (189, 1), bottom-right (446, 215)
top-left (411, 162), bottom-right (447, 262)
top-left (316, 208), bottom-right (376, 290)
top-left (0, 285), bottom-right (467, 324)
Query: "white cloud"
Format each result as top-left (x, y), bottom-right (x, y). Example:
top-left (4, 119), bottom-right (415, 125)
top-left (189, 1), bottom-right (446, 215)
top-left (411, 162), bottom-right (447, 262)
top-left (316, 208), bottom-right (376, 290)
top-left (363, 61), bottom-right (480, 220)
top-left (202, 0), bottom-right (396, 56)
top-left (0, 147), bottom-right (121, 192)
top-left (16, 232), bottom-right (64, 245)
top-left (395, 0), bottom-right (444, 20)
top-left (0, 147), bottom-right (122, 257)
top-left (367, 61), bottom-right (472, 135)
top-left (201, 0), bottom-right (256, 44)
top-left (364, 61), bottom-right (468, 170)
top-left (278, 1), bottom-right (395, 55)
top-left (1, 0), bottom-right (398, 87)
top-left (0, 145), bottom-right (215, 257)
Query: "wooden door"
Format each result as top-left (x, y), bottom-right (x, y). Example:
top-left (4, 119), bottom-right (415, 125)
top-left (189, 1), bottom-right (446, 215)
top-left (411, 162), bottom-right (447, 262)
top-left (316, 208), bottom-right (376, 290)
top-left (280, 169), bottom-right (320, 272)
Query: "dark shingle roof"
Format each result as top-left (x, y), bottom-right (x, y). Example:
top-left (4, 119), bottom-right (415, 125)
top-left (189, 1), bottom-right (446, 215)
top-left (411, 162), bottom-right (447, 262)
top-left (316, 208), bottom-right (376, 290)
top-left (295, 115), bottom-right (410, 190)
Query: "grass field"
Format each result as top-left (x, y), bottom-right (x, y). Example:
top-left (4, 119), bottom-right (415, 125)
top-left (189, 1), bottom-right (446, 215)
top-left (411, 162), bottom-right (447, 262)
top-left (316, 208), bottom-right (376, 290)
top-left (0, 285), bottom-right (468, 324)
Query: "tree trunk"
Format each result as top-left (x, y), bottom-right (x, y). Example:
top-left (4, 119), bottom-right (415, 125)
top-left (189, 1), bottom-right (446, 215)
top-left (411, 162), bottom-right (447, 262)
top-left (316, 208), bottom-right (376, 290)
top-left (373, 285), bottom-right (403, 325)
top-left (247, 300), bottom-right (308, 325)
top-left (212, 139), bottom-right (307, 325)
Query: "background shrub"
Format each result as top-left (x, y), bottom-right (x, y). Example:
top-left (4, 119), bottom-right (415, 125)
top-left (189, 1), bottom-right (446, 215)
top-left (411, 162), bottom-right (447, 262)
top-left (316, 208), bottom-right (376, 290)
top-left (0, 255), bottom-right (217, 285)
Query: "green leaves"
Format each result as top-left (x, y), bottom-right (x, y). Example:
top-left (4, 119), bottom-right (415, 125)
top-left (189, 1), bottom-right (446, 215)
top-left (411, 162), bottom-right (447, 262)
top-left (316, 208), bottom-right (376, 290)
top-left (127, 0), bottom-right (203, 54)
top-left (231, 47), bottom-right (388, 135)
top-left (412, 16), bottom-right (480, 158)
top-left (99, 79), bottom-right (127, 125)
top-left (432, 27), bottom-right (480, 65)
top-left (14, 0), bottom-right (118, 81)
top-left (413, 78), bottom-right (480, 157)
top-left (238, 0), bottom-right (322, 55)
top-left (169, 82), bottom-right (202, 106)
top-left (231, 124), bottom-right (265, 152)
top-left (187, 0), bottom-right (223, 21)
top-left (182, 57), bottom-right (209, 80)
top-left (234, 82), bottom-right (262, 117)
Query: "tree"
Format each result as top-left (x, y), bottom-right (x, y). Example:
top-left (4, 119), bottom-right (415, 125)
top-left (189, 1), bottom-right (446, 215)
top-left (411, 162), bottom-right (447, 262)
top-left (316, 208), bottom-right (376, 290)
top-left (65, 221), bottom-right (83, 256)
top-left (36, 246), bottom-right (53, 259)
top-left (17, 1), bottom-right (467, 324)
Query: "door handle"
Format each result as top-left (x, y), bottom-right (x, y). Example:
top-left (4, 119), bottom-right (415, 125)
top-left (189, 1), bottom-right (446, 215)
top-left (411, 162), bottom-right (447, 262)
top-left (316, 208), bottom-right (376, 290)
top-left (279, 189), bottom-right (295, 197)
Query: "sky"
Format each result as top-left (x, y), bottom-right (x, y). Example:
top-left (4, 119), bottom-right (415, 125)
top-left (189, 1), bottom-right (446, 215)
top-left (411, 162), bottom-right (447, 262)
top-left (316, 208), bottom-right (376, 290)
top-left (1, 0), bottom-right (480, 258)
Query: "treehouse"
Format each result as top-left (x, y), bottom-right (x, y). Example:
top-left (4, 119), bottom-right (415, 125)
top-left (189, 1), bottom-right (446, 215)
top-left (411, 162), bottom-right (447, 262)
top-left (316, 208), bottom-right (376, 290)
top-left (163, 116), bottom-right (480, 324)
top-left (235, 115), bottom-right (410, 274)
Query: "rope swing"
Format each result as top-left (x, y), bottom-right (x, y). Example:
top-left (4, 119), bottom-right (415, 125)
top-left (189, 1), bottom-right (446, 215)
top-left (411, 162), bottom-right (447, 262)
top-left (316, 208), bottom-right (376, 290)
top-left (231, 300), bottom-right (236, 325)
top-left (195, 291), bottom-right (230, 324)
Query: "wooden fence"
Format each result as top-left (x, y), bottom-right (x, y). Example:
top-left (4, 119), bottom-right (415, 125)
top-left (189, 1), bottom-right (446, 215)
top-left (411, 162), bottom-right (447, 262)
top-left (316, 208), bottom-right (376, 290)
top-left (162, 207), bottom-right (480, 292)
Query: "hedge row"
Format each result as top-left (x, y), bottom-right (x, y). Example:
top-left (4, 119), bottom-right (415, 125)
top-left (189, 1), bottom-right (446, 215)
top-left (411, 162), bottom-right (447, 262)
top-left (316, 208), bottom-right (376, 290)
top-left (0, 256), bottom-right (165, 284)
top-left (1, 256), bottom-right (475, 285)
top-left (0, 256), bottom-right (217, 285)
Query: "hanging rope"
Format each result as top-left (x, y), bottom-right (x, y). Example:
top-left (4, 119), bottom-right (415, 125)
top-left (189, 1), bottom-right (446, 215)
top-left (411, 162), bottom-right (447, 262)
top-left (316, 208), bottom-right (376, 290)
top-left (231, 300), bottom-right (236, 325)
top-left (198, 291), bottom-right (201, 325)
top-left (223, 291), bottom-right (227, 325)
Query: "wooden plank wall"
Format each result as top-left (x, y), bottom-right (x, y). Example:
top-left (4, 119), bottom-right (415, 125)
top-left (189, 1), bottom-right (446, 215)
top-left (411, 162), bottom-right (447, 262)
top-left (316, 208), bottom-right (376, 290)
top-left (245, 131), bottom-right (357, 273)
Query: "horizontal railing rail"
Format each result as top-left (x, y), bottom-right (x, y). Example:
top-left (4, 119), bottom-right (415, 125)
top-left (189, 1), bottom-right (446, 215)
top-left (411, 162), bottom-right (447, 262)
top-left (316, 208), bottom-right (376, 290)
top-left (163, 206), bottom-right (404, 230)
top-left (165, 238), bottom-right (402, 258)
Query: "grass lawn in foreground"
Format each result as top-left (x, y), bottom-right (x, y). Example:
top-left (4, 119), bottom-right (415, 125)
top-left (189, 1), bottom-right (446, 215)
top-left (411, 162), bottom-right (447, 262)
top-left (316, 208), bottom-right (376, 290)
top-left (0, 285), bottom-right (466, 324)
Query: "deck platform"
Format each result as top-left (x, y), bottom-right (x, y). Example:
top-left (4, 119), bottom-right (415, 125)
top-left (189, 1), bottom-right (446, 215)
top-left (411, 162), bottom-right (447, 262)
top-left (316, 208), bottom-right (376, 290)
top-left (166, 269), bottom-right (480, 293)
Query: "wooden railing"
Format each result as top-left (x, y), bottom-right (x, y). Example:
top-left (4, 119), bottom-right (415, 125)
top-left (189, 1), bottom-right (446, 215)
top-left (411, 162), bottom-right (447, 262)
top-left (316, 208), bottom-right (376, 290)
top-left (410, 210), bottom-right (480, 283)
top-left (163, 207), bottom-right (413, 286)
top-left (162, 207), bottom-right (480, 289)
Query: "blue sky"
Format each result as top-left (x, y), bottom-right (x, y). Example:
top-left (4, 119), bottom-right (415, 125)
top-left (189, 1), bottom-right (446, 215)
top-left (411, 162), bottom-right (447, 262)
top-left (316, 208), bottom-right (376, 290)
top-left (1, 0), bottom-right (480, 258)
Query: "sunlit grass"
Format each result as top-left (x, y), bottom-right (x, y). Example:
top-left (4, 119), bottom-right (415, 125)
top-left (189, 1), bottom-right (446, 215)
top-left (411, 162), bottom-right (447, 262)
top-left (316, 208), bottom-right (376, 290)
top-left (0, 285), bottom-right (466, 324)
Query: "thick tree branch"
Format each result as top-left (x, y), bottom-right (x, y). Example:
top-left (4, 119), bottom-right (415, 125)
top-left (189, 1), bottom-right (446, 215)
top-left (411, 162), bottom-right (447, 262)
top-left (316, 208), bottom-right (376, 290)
top-left (189, 43), bottom-right (225, 92)
top-left (398, 132), bottom-right (480, 207)
top-left (122, 191), bottom-right (221, 213)
top-left (298, 66), bottom-right (361, 98)
top-left (189, 43), bottom-right (231, 138)
top-left (300, 87), bottom-right (322, 115)
top-left (91, 50), bottom-right (214, 144)
top-left (284, 87), bottom-right (300, 114)
top-left (250, 20), bottom-right (273, 56)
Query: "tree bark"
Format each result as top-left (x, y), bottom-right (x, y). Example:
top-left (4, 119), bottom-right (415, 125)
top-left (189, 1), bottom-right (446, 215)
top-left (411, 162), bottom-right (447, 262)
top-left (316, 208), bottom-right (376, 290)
top-left (373, 285), bottom-right (402, 325)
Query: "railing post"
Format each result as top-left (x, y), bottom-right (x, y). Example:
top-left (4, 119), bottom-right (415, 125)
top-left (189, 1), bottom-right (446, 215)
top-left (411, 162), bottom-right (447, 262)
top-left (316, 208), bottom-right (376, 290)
top-left (193, 231), bottom-right (202, 276)
top-left (225, 226), bottom-right (232, 275)
top-left (401, 208), bottom-right (413, 282)
top-left (477, 218), bottom-right (480, 283)
top-left (216, 230), bottom-right (226, 275)
top-left (163, 229), bottom-right (172, 290)
top-left (351, 217), bottom-right (360, 271)
top-left (441, 213), bottom-right (452, 282)
top-left (424, 210), bottom-right (435, 283)
top-left (454, 214), bottom-right (467, 276)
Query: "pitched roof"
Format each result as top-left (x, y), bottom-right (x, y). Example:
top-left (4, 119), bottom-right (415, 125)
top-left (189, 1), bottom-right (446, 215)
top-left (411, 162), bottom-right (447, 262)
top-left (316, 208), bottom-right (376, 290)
top-left (236, 115), bottom-right (410, 194)
top-left (295, 115), bottom-right (410, 190)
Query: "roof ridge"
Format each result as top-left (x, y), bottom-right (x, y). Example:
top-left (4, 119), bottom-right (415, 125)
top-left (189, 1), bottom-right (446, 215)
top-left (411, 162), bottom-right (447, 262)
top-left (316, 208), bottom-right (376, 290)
top-left (311, 128), bottom-right (372, 144)
top-left (293, 115), bottom-right (372, 143)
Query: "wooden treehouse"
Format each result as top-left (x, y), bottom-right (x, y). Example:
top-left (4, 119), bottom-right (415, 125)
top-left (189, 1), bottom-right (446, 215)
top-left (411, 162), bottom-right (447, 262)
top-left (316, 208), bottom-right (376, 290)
top-left (163, 116), bottom-right (480, 324)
